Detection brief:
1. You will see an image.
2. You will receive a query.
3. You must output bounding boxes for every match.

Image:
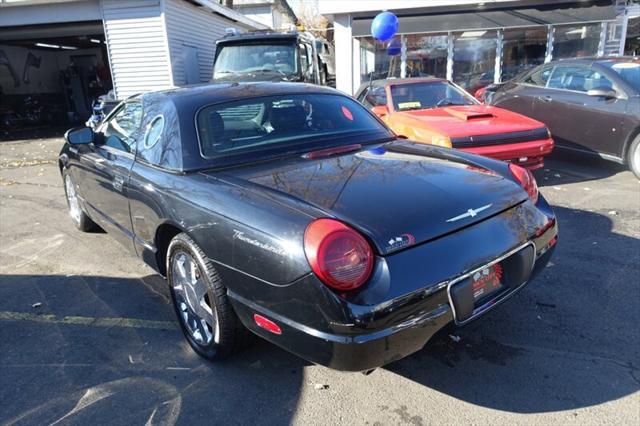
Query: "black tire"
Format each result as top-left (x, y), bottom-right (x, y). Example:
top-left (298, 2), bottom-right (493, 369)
top-left (167, 233), bottom-right (250, 360)
top-left (62, 169), bottom-right (97, 232)
top-left (627, 134), bottom-right (640, 180)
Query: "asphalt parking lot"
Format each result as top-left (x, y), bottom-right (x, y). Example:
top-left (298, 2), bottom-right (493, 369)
top-left (1, 137), bottom-right (638, 425)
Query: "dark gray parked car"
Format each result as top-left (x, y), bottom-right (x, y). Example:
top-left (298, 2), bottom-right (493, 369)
top-left (488, 57), bottom-right (640, 178)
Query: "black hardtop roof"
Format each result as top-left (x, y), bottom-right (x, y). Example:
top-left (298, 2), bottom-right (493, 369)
top-left (143, 81), bottom-right (342, 108)
top-left (134, 82), bottom-right (349, 172)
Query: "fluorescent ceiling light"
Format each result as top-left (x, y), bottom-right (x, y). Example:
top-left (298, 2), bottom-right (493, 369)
top-left (461, 31), bottom-right (486, 38)
top-left (35, 42), bottom-right (60, 49)
top-left (90, 39), bottom-right (101, 44)
top-left (35, 42), bottom-right (77, 50)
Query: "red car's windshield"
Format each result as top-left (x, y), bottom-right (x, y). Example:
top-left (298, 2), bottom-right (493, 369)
top-left (390, 81), bottom-right (478, 111)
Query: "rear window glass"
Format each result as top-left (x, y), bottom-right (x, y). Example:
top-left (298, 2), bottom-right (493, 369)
top-left (196, 94), bottom-right (390, 159)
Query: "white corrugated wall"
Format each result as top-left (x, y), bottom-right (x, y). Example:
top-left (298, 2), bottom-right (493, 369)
top-left (101, 0), bottom-right (173, 99)
top-left (163, 0), bottom-right (254, 86)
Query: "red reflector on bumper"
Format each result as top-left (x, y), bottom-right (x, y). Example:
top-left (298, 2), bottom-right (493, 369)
top-left (253, 314), bottom-right (282, 335)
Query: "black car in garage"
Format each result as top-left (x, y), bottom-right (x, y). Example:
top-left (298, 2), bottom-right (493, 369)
top-left (487, 57), bottom-right (640, 178)
top-left (59, 82), bottom-right (557, 371)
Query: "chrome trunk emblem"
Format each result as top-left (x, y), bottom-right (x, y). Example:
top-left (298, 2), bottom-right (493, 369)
top-left (446, 204), bottom-right (492, 223)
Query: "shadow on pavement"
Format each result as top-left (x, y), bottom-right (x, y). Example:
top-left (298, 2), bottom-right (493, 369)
top-left (386, 206), bottom-right (640, 412)
top-left (1, 206), bottom-right (638, 421)
top-left (0, 274), bottom-right (306, 425)
top-left (534, 150), bottom-right (630, 187)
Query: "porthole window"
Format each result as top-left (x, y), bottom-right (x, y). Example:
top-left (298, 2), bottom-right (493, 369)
top-left (144, 115), bottom-right (164, 149)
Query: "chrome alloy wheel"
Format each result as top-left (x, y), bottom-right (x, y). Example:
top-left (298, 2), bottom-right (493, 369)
top-left (171, 251), bottom-right (219, 345)
top-left (632, 142), bottom-right (640, 176)
top-left (65, 175), bottom-right (82, 225)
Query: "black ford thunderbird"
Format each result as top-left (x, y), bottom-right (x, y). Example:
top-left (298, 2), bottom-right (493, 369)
top-left (59, 82), bottom-right (557, 371)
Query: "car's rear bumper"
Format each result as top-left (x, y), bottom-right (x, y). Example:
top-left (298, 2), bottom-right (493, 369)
top-left (460, 138), bottom-right (554, 170)
top-left (227, 218), bottom-right (558, 371)
top-left (229, 289), bottom-right (453, 371)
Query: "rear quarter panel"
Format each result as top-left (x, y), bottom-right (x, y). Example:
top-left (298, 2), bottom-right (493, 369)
top-left (127, 162), bottom-right (314, 286)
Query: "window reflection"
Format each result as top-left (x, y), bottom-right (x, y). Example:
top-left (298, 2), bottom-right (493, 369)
top-left (357, 22), bottom-right (613, 90)
top-left (502, 27), bottom-right (547, 82)
top-left (404, 34), bottom-right (448, 79)
top-left (453, 30), bottom-right (497, 93)
top-left (547, 65), bottom-right (614, 92)
top-left (553, 23), bottom-right (602, 59)
top-left (359, 36), bottom-right (402, 81)
top-left (623, 16), bottom-right (639, 56)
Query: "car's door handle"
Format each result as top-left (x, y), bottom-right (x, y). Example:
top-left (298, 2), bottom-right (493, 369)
top-left (86, 155), bottom-right (106, 170)
top-left (538, 95), bottom-right (553, 102)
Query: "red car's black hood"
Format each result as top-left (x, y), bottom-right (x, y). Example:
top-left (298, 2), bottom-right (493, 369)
top-left (217, 142), bottom-right (527, 254)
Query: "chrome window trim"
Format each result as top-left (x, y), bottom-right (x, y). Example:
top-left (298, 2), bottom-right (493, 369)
top-left (143, 114), bottom-right (165, 149)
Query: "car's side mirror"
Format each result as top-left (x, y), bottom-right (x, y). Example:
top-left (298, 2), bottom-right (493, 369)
top-left (65, 127), bottom-right (94, 145)
top-left (371, 105), bottom-right (389, 118)
top-left (587, 87), bottom-right (618, 99)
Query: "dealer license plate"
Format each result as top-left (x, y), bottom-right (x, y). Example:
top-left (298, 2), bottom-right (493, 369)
top-left (471, 263), bottom-right (504, 302)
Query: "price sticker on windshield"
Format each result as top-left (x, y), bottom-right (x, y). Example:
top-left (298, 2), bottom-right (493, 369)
top-left (398, 101), bottom-right (421, 110)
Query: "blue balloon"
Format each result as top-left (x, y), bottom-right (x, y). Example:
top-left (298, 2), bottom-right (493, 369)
top-left (371, 11), bottom-right (398, 42)
top-left (387, 38), bottom-right (401, 56)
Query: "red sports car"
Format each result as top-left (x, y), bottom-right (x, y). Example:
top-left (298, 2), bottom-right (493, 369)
top-left (355, 78), bottom-right (554, 170)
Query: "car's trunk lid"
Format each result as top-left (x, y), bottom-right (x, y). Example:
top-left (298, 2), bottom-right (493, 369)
top-left (216, 142), bottom-right (527, 255)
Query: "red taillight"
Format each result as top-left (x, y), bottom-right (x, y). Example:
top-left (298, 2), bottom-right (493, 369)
top-left (535, 218), bottom-right (556, 237)
top-left (509, 163), bottom-right (539, 204)
top-left (304, 218), bottom-right (374, 291)
top-left (253, 314), bottom-right (282, 335)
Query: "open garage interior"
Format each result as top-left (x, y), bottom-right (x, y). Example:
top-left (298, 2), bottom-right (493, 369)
top-left (0, 21), bottom-right (112, 140)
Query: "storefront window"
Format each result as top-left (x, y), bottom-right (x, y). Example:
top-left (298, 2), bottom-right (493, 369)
top-left (553, 23), bottom-right (602, 59)
top-left (624, 16), bottom-right (639, 56)
top-left (359, 36), bottom-right (402, 82)
top-left (501, 27), bottom-right (547, 82)
top-left (404, 34), bottom-right (448, 79)
top-left (452, 30), bottom-right (497, 93)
